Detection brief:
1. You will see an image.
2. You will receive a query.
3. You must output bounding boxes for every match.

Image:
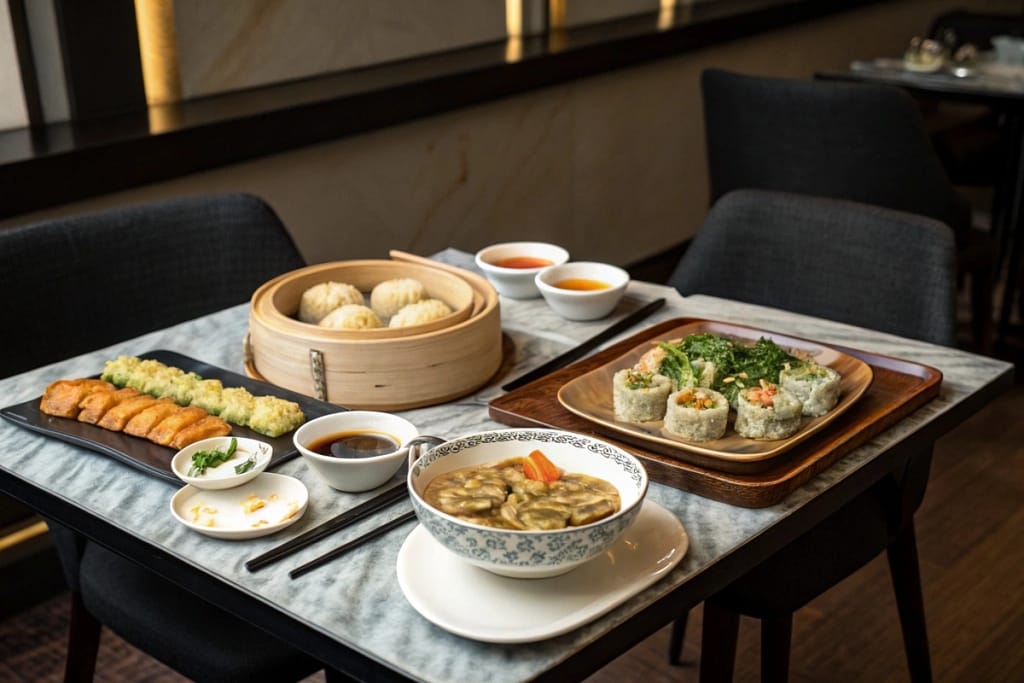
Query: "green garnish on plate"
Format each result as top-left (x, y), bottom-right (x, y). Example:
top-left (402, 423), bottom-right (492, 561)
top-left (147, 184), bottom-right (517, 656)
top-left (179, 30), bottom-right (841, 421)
top-left (188, 437), bottom-right (238, 477)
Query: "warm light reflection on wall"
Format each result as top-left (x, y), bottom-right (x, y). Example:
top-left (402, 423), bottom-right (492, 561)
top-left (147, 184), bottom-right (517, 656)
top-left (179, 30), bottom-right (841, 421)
top-left (658, 0), bottom-right (676, 31)
top-left (134, 0), bottom-right (181, 106)
top-left (505, 0), bottom-right (523, 62)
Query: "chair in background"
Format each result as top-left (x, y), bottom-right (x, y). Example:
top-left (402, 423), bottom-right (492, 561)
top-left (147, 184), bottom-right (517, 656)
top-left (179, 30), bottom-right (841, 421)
top-left (926, 9), bottom-right (1024, 260)
top-left (665, 189), bottom-right (958, 682)
top-left (0, 193), bottom-right (341, 682)
top-left (700, 67), bottom-right (995, 352)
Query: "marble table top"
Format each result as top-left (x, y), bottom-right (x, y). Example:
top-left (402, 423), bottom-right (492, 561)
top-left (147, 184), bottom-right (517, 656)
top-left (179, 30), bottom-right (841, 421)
top-left (0, 249), bottom-right (1012, 682)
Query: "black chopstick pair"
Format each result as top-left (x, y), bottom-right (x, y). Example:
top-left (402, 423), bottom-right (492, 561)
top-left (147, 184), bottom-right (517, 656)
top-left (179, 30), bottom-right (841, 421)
top-left (245, 481), bottom-right (408, 574)
top-left (501, 297), bottom-right (666, 392)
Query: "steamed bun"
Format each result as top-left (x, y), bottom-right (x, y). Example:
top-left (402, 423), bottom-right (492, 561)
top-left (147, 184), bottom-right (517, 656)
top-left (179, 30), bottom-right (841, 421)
top-left (318, 304), bottom-right (382, 330)
top-left (298, 281), bottom-right (364, 323)
top-left (388, 298), bottom-right (453, 328)
top-left (370, 278), bottom-right (428, 318)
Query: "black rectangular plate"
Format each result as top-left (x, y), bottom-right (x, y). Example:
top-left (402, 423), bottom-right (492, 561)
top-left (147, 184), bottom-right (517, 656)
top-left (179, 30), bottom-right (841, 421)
top-left (0, 350), bottom-right (342, 485)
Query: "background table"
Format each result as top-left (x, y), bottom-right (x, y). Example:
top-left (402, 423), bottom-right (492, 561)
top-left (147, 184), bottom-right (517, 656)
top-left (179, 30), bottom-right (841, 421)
top-left (0, 250), bottom-right (1012, 682)
top-left (819, 59), bottom-right (1024, 346)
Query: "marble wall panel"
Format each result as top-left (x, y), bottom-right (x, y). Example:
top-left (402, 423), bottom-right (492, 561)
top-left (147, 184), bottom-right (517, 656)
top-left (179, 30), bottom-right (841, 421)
top-left (174, 0), bottom-right (506, 99)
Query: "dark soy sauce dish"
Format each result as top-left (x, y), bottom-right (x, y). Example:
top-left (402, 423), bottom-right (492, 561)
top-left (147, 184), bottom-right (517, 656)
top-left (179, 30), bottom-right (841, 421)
top-left (308, 430), bottom-right (400, 459)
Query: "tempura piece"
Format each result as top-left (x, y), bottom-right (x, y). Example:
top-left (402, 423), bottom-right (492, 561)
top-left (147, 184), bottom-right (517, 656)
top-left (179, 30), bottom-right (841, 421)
top-left (40, 379), bottom-right (115, 419)
top-left (147, 406), bottom-right (208, 446)
top-left (248, 396), bottom-right (305, 437)
top-left (219, 387), bottom-right (254, 427)
top-left (168, 415), bottom-right (232, 450)
top-left (123, 399), bottom-right (181, 438)
top-left (97, 394), bottom-right (160, 431)
top-left (189, 379), bottom-right (225, 415)
top-left (77, 387), bottom-right (140, 425)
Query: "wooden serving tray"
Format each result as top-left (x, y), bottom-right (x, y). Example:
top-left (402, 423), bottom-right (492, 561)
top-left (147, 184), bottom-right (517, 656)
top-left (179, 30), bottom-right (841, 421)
top-left (488, 318), bottom-right (942, 508)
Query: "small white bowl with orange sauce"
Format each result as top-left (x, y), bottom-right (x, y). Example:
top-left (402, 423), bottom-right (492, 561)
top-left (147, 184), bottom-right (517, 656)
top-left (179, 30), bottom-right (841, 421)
top-left (535, 261), bottom-right (630, 320)
top-left (474, 242), bottom-right (569, 299)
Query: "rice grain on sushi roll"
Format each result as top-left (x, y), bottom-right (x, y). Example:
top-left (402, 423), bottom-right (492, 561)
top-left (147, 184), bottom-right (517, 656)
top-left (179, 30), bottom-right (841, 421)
top-left (779, 362), bottom-right (841, 417)
top-left (613, 368), bottom-right (672, 422)
top-left (664, 387), bottom-right (729, 442)
top-left (734, 381), bottom-right (803, 440)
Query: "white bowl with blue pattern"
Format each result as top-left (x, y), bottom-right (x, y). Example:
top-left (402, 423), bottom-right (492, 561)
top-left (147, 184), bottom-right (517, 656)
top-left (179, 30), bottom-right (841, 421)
top-left (407, 428), bottom-right (648, 579)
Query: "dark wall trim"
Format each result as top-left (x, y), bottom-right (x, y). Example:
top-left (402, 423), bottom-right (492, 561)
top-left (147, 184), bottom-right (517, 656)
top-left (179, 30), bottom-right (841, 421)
top-left (52, 0), bottom-right (147, 121)
top-left (0, 0), bottom-right (885, 221)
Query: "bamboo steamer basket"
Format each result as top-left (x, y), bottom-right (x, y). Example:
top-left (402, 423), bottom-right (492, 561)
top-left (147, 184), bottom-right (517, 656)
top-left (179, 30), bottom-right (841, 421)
top-left (247, 260), bottom-right (502, 410)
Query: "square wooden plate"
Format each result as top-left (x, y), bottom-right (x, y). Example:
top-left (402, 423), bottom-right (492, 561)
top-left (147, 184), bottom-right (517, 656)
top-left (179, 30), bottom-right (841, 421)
top-left (557, 320), bottom-right (873, 467)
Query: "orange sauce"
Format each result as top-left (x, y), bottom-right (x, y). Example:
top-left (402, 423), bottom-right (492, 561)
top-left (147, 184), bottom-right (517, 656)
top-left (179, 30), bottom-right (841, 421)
top-left (554, 278), bottom-right (611, 291)
top-left (492, 256), bottom-right (554, 269)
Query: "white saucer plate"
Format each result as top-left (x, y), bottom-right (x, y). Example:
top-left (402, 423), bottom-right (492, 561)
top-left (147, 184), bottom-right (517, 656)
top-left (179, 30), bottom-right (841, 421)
top-left (396, 499), bottom-right (688, 643)
top-left (170, 472), bottom-right (308, 540)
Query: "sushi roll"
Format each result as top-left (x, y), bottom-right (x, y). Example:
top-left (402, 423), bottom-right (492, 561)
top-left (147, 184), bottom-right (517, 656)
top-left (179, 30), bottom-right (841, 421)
top-left (664, 387), bottom-right (729, 442)
top-left (779, 362), bottom-right (841, 417)
top-left (613, 368), bottom-right (673, 422)
top-left (734, 381), bottom-right (803, 440)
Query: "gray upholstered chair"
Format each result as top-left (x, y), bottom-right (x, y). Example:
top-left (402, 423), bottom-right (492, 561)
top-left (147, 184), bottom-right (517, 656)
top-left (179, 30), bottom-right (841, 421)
top-left (0, 194), bottom-right (341, 682)
top-left (701, 67), bottom-right (994, 352)
top-left (666, 189), bottom-right (958, 682)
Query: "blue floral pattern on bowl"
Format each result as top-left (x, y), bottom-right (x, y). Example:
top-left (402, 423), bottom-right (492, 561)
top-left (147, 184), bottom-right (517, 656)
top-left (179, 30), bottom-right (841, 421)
top-left (408, 428), bottom-right (648, 578)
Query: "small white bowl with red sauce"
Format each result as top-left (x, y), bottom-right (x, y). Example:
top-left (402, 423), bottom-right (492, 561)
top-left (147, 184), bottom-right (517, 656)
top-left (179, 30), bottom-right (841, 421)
top-left (474, 242), bottom-right (569, 299)
top-left (535, 261), bottom-right (630, 320)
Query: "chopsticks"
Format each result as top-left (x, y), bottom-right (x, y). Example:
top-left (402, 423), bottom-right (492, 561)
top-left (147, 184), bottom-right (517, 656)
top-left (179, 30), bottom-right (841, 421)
top-left (501, 297), bottom-right (666, 392)
top-left (288, 510), bottom-right (417, 579)
top-left (245, 481), bottom-right (407, 572)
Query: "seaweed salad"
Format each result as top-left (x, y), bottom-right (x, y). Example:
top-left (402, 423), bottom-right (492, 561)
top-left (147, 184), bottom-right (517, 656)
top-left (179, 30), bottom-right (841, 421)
top-left (654, 333), bottom-right (800, 403)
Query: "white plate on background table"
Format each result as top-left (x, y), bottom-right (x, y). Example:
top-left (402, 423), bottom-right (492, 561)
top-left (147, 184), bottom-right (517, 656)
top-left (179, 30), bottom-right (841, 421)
top-left (396, 500), bottom-right (688, 643)
top-left (170, 472), bottom-right (308, 540)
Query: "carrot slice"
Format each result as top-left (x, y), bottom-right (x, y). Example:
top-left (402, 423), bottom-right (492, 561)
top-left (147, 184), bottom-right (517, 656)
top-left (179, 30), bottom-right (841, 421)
top-left (523, 449), bottom-right (560, 482)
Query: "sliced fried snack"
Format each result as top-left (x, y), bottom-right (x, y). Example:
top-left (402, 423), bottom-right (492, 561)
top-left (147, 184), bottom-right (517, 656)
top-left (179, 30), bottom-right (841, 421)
top-left (147, 406), bottom-right (208, 447)
top-left (168, 415), bottom-right (232, 450)
top-left (39, 379), bottom-right (115, 418)
top-left (96, 394), bottom-right (160, 431)
top-left (123, 399), bottom-right (181, 438)
top-left (77, 387), bottom-right (141, 425)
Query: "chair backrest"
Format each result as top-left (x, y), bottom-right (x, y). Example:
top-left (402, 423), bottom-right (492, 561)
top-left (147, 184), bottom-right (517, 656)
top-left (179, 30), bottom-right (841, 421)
top-left (668, 189), bottom-right (958, 347)
top-left (0, 193), bottom-right (306, 378)
top-left (700, 68), bottom-right (972, 236)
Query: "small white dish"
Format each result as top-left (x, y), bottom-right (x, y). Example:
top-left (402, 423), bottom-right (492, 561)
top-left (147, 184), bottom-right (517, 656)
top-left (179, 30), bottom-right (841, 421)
top-left (294, 411), bottom-right (419, 492)
top-left (397, 500), bottom-right (687, 643)
top-left (474, 242), bottom-right (570, 299)
top-left (169, 472), bottom-right (308, 540)
top-left (171, 436), bottom-right (272, 490)
top-left (535, 261), bottom-right (630, 320)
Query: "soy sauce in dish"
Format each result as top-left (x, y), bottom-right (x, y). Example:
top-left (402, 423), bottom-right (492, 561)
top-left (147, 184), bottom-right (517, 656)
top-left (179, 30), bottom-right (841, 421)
top-left (308, 430), bottom-right (400, 459)
top-left (492, 256), bottom-right (554, 269)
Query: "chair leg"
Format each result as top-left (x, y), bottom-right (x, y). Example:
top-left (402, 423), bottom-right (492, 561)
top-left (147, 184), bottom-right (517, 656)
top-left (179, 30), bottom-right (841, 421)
top-left (969, 267), bottom-right (995, 354)
top-left (667, 611), bottom-right (689, 665)
top-left (760, 613), bottom-right (793, 683)
top-left (699, 601), bottom-right (739, 683)
top-left (64, 590), bottom-right (101, 683)
top-left (887, 521), bottom-right (933, 683)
